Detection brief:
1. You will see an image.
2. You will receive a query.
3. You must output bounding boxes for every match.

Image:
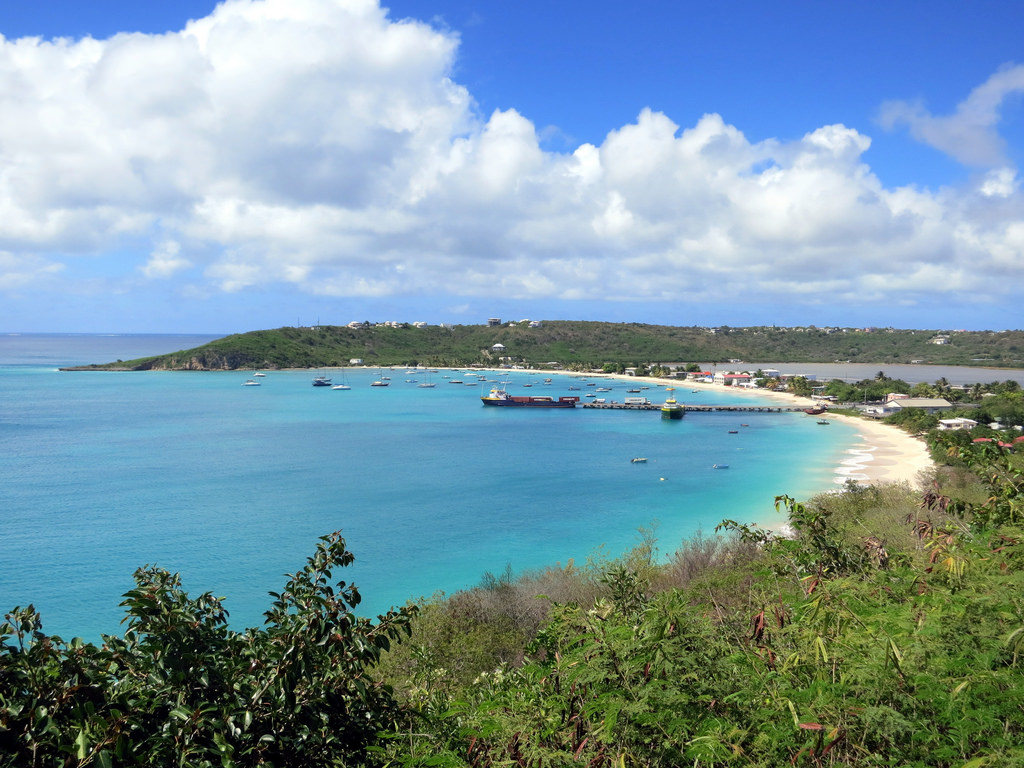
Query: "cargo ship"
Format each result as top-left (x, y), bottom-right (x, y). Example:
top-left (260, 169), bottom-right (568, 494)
top-left (481, 386), bottom-right (580, 408)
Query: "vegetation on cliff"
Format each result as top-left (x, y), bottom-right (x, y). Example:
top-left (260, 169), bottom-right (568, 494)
top-left (67, 322), bottom-right (1024, 371)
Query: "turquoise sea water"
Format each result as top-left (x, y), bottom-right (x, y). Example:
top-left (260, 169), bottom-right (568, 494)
top-left (2, 335), bottom-right (861, 641)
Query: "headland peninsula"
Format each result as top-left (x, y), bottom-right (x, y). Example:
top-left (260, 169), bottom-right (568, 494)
top-left (59, 321), bottom-right (1024, 371)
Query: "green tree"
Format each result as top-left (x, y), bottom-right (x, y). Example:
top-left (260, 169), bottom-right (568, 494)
top-left (1, 533), bottom-right (416, 767)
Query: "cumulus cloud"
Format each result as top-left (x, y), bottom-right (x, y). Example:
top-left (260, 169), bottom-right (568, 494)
top-left (878, 63), bottom-right (1024, 167)
top-left (0, 0), bottom-right (1022, 321)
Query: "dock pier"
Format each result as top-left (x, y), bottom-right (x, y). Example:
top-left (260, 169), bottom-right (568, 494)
top-left (581, 402), bottom-right (810, 413)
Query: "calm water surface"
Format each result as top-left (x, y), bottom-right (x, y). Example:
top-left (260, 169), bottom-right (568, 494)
top-left (7, 334), bottom-right (1010, 642)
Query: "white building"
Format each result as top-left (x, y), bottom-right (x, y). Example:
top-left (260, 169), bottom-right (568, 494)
top-left (886, 398), bottom-right (954, 415)
top-left (938, 418), bottom-right (977, 431)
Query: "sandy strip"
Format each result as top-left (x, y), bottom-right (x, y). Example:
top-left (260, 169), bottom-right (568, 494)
top-left (823, 413), bottom-right (934, 488)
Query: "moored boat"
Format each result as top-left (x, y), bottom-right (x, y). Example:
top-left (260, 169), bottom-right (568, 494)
top-left (481, 387), bottom-right (580, 408)
top-left (661, 388), bottom-right (684, 419)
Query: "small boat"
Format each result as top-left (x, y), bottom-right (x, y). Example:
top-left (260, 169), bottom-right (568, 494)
top-left (596, 387), bottom-right (611, 392)
top-left (804, 406), bottom-right (827, 415)
top-left (242, 379), bottom-right (261, 386)
top-left (817, 419), bottom-right (830, 425)
top-left (713, 464), bottom-right (729, 469)
top-left (253, 372), bottom-right (266, 377)
top-left (631, 457), bottom-right (648, 463)
top-left (626, 388), bottom-right (641, 393)
top-left (449, 379), bottom-right (463, 384)
top-left (728, 430), bottom-right (739, 434)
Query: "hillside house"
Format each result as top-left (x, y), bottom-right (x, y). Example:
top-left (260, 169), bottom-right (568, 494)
top-left (938, 418), bottom-right (978, 431)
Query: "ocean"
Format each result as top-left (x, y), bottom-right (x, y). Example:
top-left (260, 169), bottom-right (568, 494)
top-left (0, 333), bottom-right (897, 641)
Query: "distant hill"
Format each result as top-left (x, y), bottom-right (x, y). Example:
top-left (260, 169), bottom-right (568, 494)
top-left (63, 322), bottom-right (1024, 371)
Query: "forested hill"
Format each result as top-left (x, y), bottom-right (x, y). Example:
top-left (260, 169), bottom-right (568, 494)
top-left (68, 322), bottom-right (1024, 371)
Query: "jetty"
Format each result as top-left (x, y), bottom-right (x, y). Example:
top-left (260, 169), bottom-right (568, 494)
top-left (581, 402), bottom-right (810, 413)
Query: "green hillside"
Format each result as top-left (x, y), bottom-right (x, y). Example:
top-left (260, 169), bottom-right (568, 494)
top-left (67, 322), bottom-right (1024, 371)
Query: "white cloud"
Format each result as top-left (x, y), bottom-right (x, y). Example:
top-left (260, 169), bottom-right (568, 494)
top-left (142, 241), bottom-right (191, 278)
top-left (980, 168), bottom-right (1017, 198)
top-left (0, 0), bottom-right (1022, 321)
top-left (878, 63), bottom-right (1024, 167)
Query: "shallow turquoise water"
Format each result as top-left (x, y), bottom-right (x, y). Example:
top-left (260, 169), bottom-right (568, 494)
top-left (1, 336), bottom-right (857, 640)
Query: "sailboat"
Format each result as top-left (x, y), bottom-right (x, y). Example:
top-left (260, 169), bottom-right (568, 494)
top-left (417, 370), bottom-right (436, 388)
top-left (332, 370), bottom-right (351, 390)
top-left (371, 368), bottom-right (390, 387)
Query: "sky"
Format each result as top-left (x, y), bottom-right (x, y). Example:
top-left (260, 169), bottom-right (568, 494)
top-left (1, 1), bottom-right (1023, 334)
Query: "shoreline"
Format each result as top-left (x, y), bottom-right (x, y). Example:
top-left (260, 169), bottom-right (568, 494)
top-left (543, 368), bottom-right (936, 492)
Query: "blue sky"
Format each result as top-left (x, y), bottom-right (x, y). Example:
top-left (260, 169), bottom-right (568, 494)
top-left (1, 1), bottom-right (1022, 333)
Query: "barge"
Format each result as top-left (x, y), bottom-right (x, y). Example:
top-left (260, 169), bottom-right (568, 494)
top-left (481, 387), bottom-right (580, 408)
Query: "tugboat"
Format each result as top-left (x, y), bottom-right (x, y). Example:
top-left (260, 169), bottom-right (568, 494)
top-left (661, 388), bottom-right (684, 419)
